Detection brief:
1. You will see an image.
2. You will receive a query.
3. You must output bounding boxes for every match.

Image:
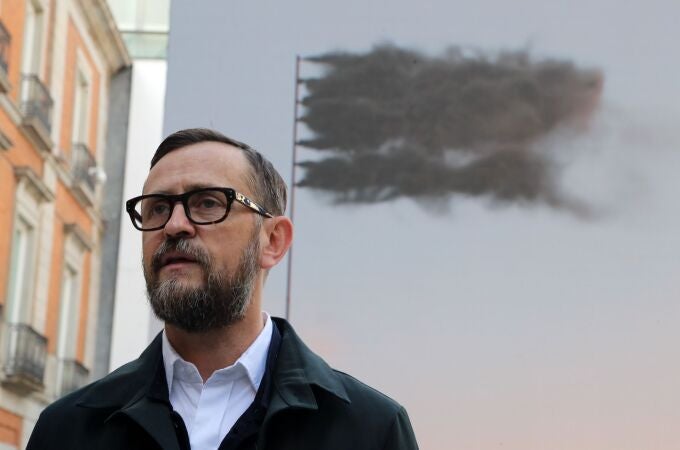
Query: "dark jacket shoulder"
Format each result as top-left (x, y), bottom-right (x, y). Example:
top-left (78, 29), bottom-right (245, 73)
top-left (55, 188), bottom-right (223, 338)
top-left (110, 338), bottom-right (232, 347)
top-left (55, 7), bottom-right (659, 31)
top-left (267, 318), bottom-right (418, 450)
top-left (27, 336), bottom-right (165, 450)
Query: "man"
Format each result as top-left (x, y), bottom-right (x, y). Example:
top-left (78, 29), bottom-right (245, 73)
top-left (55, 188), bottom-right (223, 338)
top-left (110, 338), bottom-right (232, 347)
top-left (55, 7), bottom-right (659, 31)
top-left (28, 128), bottom-right (419, 450)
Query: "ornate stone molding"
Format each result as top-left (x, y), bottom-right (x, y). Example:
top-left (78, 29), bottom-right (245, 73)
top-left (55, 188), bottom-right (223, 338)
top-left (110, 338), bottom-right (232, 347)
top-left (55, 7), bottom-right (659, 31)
top-left (75, 0), bottom-right (131, 72)
top-left (14, 166), bottom-right (55, 202)
top-left (64, 222), bottom-right (94, 251)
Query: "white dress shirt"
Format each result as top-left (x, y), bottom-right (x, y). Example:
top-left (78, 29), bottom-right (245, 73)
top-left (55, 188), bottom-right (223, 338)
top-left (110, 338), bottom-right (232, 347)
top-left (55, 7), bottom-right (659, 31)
top-left (162, 314), bottom-right (273, 450)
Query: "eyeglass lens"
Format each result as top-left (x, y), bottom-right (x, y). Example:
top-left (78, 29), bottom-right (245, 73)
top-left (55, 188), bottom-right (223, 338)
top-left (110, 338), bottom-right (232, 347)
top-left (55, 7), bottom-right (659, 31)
top-left (133, 190), bottom-right (230, 229)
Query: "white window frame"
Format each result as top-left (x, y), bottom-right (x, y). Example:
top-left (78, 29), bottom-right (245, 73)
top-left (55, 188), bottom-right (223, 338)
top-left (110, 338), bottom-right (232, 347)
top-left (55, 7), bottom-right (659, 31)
top-left (5, 216), bottom-right (36, 324)
top-left (71, 55), bottom-right (92, 146)
top-left (5, 168), bottom-right (53, 326)
top-left (20, 0), bottom-right (47, 77)
top-left (54, 224), bottom-right (91, 395)
top-left (56, 262), bottom-right (81, 360)
top-left (56, 224), bottom-right (91, 359)
top-left (109, 0), bottom-right (170, 33)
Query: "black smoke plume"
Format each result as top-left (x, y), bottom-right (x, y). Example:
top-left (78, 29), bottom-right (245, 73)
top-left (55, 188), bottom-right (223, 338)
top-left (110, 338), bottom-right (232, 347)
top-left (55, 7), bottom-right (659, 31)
top-left (296, 45), bottom-right (603, 211)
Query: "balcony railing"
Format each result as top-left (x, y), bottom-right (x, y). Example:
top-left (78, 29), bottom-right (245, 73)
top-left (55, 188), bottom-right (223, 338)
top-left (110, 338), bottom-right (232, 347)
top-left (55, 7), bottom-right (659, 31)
top-left (0, 20), bottom-right (10, 74)
top-left (1, 322), bottom-right (47, 394)
top-left (58, 358), bottom-right (89, 397)
top-left (21, 74), bottom-right (54, 133)
top-left (71, 142), bottom-right (97, 192)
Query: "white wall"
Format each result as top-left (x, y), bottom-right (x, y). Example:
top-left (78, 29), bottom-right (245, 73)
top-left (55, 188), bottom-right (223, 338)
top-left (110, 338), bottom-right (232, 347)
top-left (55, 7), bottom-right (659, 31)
top-left (109, 59), bottom-right (166, 371)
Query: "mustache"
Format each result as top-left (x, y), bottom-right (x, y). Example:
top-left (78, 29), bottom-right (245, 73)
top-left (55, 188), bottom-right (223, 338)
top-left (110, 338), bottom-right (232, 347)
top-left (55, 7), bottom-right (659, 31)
top-left (151, 238), bottom-right (212, 273)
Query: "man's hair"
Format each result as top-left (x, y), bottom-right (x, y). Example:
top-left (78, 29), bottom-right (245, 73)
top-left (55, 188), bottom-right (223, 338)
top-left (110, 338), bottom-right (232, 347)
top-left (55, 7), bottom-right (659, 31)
top-left (151, 128), bottom-right (287, 216)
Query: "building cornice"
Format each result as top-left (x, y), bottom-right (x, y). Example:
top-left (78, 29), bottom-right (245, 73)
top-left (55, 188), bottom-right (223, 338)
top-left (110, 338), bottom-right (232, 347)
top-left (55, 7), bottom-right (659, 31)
top-left (64, 222), bottom-right (94, 251)
top-left (75, 0), bottom-right (131, 72)
top-left (14, 166), bottom-right (55, 202)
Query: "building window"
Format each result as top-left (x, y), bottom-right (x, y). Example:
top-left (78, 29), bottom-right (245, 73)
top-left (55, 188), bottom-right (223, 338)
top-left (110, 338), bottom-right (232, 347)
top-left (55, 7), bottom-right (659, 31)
top-left (56, 265), bottom-right (80, 361)
top-left (0, 19), bottom-right (12, 93)
top-left (55, 224), bottom-right (91, 396)
top-left (4, 168), bottom-right (52, 321)
top-left (71, 65), bottom-right (90, 145)
top-left (3, 171), bottom-right (48, 325)
top-left (108, 0), bottom-right (170, 32)
top-left (69, 58), bottom-right (99, 204)
top-left (19, 0), bottom-right (53, 147)
top-left (5, 217), bottom-right (36, 324)
top-left (20, 0), bottom-right (45, 77)
top-left (1, 168), bottom-right (52, 394)
top-left (108, 0), bottom-right (170, 59)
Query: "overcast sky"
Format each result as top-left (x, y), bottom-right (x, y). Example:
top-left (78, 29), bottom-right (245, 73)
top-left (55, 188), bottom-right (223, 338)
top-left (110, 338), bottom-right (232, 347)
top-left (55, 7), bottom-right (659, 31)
top-left (163, 1), bottom-right (680, 448)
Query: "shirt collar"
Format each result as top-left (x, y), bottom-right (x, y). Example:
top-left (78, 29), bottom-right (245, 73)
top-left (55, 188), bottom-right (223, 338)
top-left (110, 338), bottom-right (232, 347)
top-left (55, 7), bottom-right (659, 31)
top-left (162, 313), bottom-right (274, 391)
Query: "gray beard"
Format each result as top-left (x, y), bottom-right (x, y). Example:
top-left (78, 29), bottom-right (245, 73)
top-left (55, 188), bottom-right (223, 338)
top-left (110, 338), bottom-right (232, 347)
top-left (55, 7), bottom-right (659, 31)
top-left (144, 234), bottom-right (260, 333)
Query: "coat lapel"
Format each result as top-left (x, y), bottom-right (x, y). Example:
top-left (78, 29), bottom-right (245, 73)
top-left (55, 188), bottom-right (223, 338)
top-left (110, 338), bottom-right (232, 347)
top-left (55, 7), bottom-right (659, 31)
top-left (113, 395), bottom-right (181, 450)
top-left (258, 319), bottom-right (351, 448)
top-left (269, 318), bottom-right (350, 407)
top-left (77, 334), bottom-right (180, 450)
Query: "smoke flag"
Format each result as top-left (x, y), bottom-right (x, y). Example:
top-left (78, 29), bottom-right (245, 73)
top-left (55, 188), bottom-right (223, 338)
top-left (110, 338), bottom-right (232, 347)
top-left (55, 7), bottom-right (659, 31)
top-left (296, 45), bottom-right (603, 212)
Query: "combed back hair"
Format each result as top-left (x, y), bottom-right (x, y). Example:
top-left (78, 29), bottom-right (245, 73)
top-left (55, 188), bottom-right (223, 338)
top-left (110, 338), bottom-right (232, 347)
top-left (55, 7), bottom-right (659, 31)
top-left (151, 128), bottom-right (287, 216)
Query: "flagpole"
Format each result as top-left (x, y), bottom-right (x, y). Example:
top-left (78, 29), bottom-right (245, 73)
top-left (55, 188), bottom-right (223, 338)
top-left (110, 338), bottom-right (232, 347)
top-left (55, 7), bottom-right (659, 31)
top-left (285, 55), bottom-right (302, 321)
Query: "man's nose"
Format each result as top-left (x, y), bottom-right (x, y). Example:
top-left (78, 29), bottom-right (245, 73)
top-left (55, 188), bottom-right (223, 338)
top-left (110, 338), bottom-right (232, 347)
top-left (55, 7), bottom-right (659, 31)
top-left (164, 203), bottom-right (196, 238)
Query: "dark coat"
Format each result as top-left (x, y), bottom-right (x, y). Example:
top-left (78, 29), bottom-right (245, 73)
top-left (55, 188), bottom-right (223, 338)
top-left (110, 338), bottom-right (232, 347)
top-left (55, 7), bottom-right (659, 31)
top-left (27, 318), bottom-right (419, 450)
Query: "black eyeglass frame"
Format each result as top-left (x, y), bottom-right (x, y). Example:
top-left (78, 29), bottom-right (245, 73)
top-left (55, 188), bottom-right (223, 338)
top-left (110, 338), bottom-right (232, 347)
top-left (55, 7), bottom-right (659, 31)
top-left (125, 187), bottom-right (273, 231)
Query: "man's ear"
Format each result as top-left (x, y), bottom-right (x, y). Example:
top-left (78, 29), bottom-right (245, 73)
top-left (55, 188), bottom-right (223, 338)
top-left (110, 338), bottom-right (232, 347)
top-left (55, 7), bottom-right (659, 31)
top-left (259, 216), bottom-right (293, 270)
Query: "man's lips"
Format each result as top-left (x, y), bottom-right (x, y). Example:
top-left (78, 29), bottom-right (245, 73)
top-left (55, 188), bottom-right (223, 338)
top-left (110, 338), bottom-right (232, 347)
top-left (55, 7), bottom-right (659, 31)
top-left (159, 252), bottom-right (199, 269)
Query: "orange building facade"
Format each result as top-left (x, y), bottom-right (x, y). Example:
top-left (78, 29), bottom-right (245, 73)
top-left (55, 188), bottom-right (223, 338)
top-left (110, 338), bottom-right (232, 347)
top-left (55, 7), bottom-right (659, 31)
top-left (0, 0), bottom-right (129, 447)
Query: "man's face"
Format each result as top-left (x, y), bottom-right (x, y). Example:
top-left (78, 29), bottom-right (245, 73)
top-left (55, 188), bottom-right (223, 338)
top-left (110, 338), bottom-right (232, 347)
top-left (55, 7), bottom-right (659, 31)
top-left (141, 142), bottom-right (263, 332)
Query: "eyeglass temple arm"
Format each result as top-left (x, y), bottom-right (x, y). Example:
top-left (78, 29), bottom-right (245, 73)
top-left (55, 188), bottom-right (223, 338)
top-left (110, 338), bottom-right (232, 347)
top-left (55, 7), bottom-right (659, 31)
top-left (234, 192), bottom-right (273, 218)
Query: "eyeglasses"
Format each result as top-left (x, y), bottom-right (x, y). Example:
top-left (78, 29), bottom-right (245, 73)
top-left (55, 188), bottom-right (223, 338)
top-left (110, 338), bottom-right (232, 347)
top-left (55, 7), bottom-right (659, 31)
top-left (125, 187), bottom-right (273, 231)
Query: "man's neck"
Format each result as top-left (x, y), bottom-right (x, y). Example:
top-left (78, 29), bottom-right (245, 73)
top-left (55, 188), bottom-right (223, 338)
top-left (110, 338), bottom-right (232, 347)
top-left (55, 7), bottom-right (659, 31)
top-left (164, 308), bottom-right (265, 382)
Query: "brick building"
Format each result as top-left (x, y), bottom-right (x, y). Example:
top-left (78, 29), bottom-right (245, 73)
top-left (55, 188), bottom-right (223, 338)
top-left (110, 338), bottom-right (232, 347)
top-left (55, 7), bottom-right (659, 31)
top-left (0, 0), bottom-right (129, 447)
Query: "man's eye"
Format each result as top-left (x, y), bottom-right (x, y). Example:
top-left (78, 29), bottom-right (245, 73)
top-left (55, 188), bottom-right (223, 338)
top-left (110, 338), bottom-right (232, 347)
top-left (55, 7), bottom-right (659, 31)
top-left (192, 195), bottom-right (224, 209)
top-left (146, 203), bottom-right (169, 217)
top-left (200, 198), bottom-right (219, 208)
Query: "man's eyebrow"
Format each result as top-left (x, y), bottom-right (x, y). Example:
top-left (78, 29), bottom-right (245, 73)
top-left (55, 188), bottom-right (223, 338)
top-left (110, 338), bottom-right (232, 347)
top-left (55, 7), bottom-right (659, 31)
top-left (185, 183), bottom-right (222, 191)
top-left (146, 183), bottom-right (225, 195)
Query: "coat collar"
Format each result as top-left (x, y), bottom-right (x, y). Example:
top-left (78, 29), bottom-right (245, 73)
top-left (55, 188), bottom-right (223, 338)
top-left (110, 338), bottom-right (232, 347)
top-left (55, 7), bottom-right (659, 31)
top-left (77, 333), bottom-right (180, 450)
top-left (76, 333), bottom-right (167, 409)
top-left (259, 318), bottom-right (350, 449)
top-left (77, 333), bottom-right (168, 409)
top-left (73, 318), bottom-right (349, 447)
top-left (268, 317), bottom-right (349, 413)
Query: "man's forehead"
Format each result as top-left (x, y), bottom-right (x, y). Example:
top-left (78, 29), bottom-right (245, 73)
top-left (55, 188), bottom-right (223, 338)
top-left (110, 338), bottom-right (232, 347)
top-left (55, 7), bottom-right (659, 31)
top-left (143, 142), bottom-right (252, 193)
